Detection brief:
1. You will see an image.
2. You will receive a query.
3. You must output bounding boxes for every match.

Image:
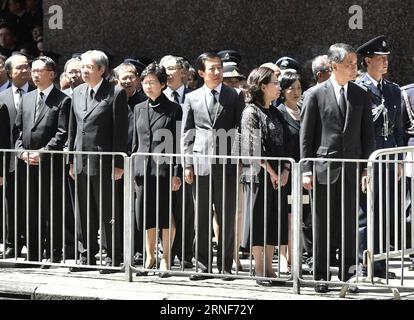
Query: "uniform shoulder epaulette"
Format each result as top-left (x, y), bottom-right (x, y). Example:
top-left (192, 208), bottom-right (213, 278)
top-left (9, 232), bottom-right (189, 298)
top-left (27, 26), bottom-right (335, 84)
top-left (383, 78), bottom-right (400, 88)
top-left (401, 83), bottom-right (414, 91)
top-left (354, 81), bottom-right (369, 92)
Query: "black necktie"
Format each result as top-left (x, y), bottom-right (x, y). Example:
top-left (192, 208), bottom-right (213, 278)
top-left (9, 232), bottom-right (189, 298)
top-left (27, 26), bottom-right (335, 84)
top-left (377, 81), bottom-right (383, 96)
top-left (87, 88), bottom-right (94, 111)
top-left (208, 89), bottom-right (217, 120)
top-left (35, 92), bottom-right (45, 122)
top-left (339, 86), bottom-right (347, 117)
top-left (172, 91), bottom-right (180, 104)
top-left (16, 88), bottom-right (23, 112)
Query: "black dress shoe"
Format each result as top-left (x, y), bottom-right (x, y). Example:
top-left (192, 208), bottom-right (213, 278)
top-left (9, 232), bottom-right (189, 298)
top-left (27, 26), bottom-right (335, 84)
top-left (40, 256), bottom-right (62, 269)
top-left (69, 256), bottom-right (96, 272)
top-left (256, 279), bottom-right (272, 287)
top-left (409, 261), bottom-right (414, 271)
top-left (314, 283), bottom-right (329, 293)
top-left (348, 285), bottom-right (359, 294)
top-left (180, 260), bottom-right (194, 269)
top-left (1, 247), bottom-right (15, 259)
top-left (221, 270), bottom-right (235, 281)
top-left (189, 270), bottom-right (213, 281)
top-left (159, 271), bottom-right (172, 278)
top-left (376, 270), bottom-right (397, 279)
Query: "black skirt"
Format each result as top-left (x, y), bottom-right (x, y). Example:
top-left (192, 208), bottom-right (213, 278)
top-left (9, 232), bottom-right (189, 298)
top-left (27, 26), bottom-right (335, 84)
top-left (135, 176), bottom-right (174, 230)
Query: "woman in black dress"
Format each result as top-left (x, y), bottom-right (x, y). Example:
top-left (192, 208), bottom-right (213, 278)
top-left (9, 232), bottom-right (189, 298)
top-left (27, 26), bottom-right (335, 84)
top-left (240, 67), bottom-right (291, 285)
top-left (277, 69), bottom-right (303, 273)
top-left (132, 62), bottom-right (182, 275)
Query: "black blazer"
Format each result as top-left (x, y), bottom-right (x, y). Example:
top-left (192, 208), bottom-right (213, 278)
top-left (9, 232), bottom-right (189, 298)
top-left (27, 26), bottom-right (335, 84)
top-left (0, 84), bottom-right (36, 171)
top-left (68, 79), bottom-right (129, 175)
top-left (132, 93), bottom-right (182, 179)
top-left (127, 90), bottom-right (147, 154)
top-left (277, 103), bottom-right (301, 162)
top-left (300, 79), bottom-right (375, 184)
top-left (0, 104), bottom-right (10, 176)
top-left (15, 87), bottom-right (71, 155)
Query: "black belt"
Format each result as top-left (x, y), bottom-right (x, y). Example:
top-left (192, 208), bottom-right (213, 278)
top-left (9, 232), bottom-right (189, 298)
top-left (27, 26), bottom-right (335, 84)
top-left (375, 126), bottom-right (394, 137)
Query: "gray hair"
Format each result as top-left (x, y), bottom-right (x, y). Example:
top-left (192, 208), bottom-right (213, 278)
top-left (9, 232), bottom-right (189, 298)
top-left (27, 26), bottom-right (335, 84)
top-left (159, 55), bottom-right (185, 69)
top-left (64, 57), bottom-right (81, 73)
top-left (81, 50), bottom-right (109, 75)
top-left (311, 55), bottom-right (331, 78)
top-left (328, 43), bottom-right (355, 64)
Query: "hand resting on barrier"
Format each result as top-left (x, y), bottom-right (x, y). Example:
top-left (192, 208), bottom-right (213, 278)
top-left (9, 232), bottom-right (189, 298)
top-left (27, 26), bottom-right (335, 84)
top-left (171, 176), bottom-right (181, 191)
top-left (112, 167), bottom-right (124, 180)
top-left (20, 151), bottom-right (40, 165)
top-left (184, 167), bottom-right (193, 184)
top-left (303, 175), bottom-right (313, 190)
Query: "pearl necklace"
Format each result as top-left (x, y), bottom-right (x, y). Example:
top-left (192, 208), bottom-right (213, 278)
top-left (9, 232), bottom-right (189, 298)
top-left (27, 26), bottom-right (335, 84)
top-left (286, 105), bottom-right (301, 119)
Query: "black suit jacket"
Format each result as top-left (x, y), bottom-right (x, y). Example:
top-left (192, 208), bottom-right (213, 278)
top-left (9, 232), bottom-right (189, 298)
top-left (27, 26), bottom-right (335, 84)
top-left (300, 79), bottom-right (375, 184)
top-left (15, 87), bottom-right (71, 157)
top-left (0, 84), bottom-right (36, 171)
top-left (127, 91), bottom-right (147, 154)
top-left (0, 104), bottom-right (10, 176)
top-left (277, 103), bottom-right (301, 162)
top-left (68, 79), bottom-right (129, 175)
top-left (132, 93), bottom-right (182, 179)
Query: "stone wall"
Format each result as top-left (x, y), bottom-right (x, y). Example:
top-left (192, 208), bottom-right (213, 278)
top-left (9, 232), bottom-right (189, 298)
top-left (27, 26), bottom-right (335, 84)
top-left (43, 0), bottom-right (414, 86)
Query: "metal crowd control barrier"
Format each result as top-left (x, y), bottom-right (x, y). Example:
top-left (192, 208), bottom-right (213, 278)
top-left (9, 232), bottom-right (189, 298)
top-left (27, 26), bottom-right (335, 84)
top-left (365, 147), bottom-right (414, 291)
top-left (293, 158), bottom-right (368, 295)
top-left (293, 150), bottom-right (414, 298)
top-left (127, 152), bottom-right (295, 285)
top-left (0, 149), bottom-right (129, 275)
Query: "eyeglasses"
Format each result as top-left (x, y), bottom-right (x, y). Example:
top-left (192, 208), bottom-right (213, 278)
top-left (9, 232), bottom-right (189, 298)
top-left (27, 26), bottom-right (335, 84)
top-left (165, 66), bottom-right (182, 71)
top-left (67, 69), bottom-right (81, 75)
top-left (120, 75), bottom-right (137, 81)
top-left (31, 68), bottom-right (52, 74)
top-left (142, 80), bottom-right (159, 87)
top-left (14, 64), bottom-right (30, 71)
top-left (81, 64), bottom-right (96, 71)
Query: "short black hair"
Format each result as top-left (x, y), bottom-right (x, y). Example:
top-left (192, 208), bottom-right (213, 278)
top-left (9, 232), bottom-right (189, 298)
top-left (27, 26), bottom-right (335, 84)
top-left (279, 69), bottom-right (301, 102)
top-left (140, 62), bottom-right (167, 85)
top-left (33, 55), bottom-right (57, 73)
top-left (195, 52), bottom-right (222, 72)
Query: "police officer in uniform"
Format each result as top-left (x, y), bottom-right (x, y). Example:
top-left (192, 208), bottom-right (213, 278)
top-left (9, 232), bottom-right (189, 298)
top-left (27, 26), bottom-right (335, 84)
top-left (356, 35), bottom-right (404, 278)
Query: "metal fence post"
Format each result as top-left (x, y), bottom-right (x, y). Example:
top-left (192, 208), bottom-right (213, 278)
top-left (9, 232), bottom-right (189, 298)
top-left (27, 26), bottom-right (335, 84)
top-left (292, 161), bottom-right (302, 295)
top-left (124, 155), bottom-right (133, 282)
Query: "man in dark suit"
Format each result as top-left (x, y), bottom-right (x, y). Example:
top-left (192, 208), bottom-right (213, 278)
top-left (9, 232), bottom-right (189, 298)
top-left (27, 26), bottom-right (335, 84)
top-left (0, 54), bottom-right (10, 92)
top-left (61, 56), bottom-right (84, 259)
top-left (15, 56), bottom-right (71, 263)
top-left (301, 43), bottom-right (375, 293)
top-left (160, 55), bottom-right (194, 269)
top-left (114, 61), bottom-right (146, 265)
top-left (356, 35), bottom-right (404, 279)
top-left (62, 57), bottom-right (84, 98)
top-left (68, 50), bottom-right (128, 273)
top-left (182, 52), bottom-right (244, 280)
top-left (0, 53), bottom-right (34, 259)
top-left (0, 102), bottom-right (10, 247)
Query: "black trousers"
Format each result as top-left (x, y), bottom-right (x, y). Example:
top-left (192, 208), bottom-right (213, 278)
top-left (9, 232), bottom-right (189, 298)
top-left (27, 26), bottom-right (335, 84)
top-left (172, 181), bottom-right (194, 262)
top-left (75, 172), bottom-right (122, 265)
top-left (0, 171), bottom-right (17, 248)
top-left (192, 165), bottom-right (237, 272)
top-left (359, 164), bottom-right (401, 273)
top-left (16, 158), bottom-right (64, 261)
top-left (314, 174), bottom-right (357, 281)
